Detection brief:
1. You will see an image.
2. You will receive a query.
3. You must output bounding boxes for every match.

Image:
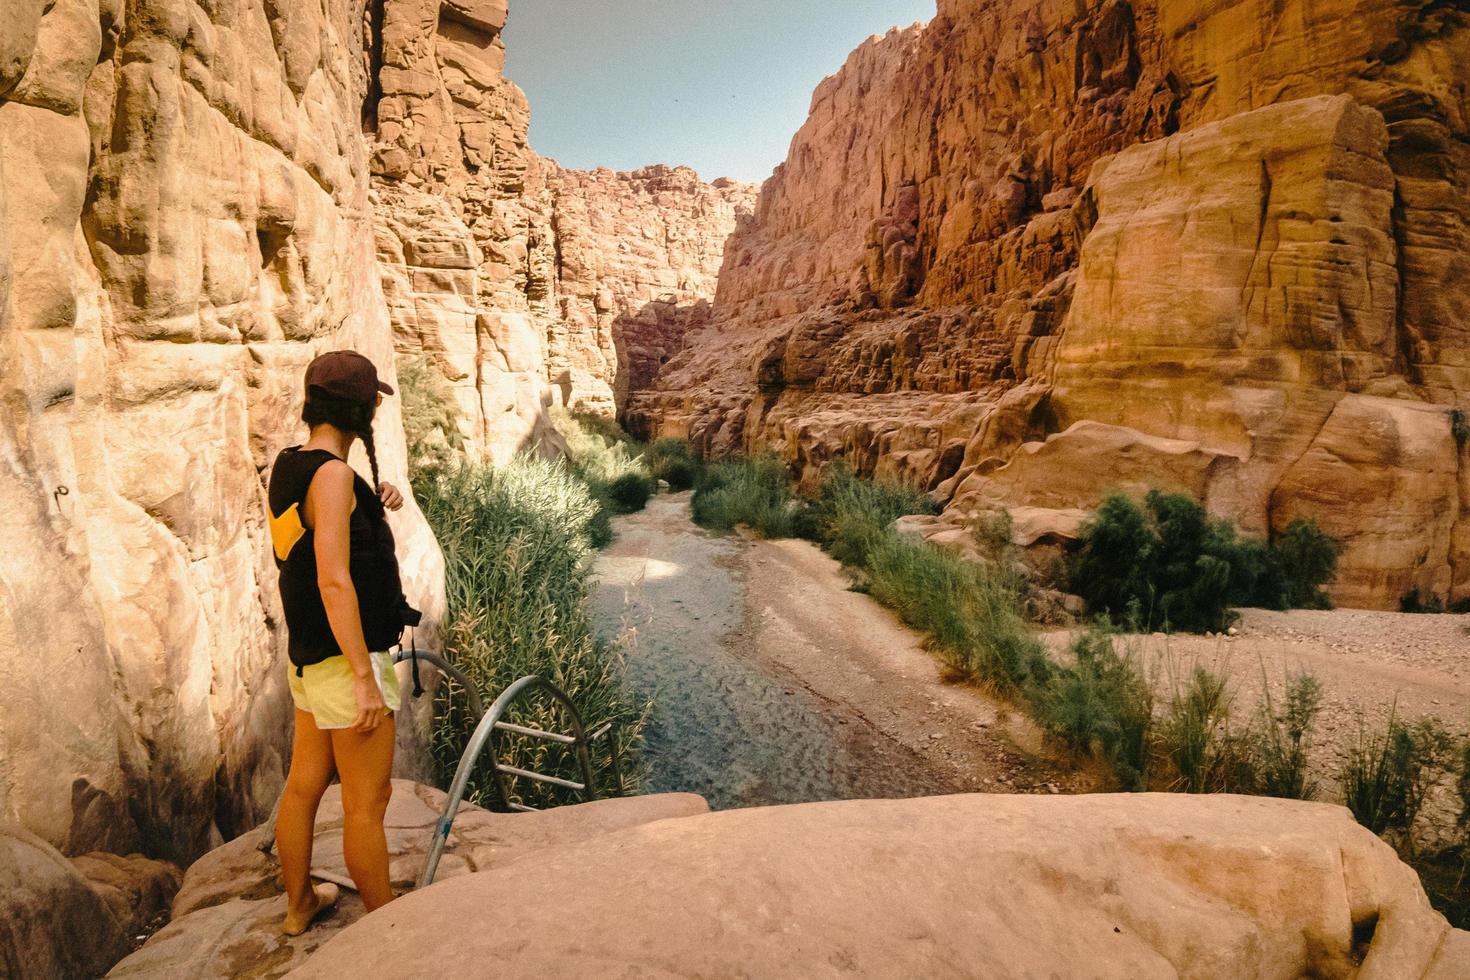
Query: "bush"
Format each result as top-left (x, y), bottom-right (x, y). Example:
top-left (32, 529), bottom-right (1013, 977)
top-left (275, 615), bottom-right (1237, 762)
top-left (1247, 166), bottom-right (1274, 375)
top-left (865, 532), bottom-right (1052, 695)
top-left (413, 456), bottom-right (648, 809)
top-left (1451, 408), bottom-right (1468, 448)
top-left (607, 471), bottom-right (653, 514)
top-left (798, 464), bottom-right (937, 567)
top-left (1275, 519), bottom-right (1340, 610)
top-left (398, 355), bottom-right (464, 474)
top-left (1069, 491), bottom-right (1342, 633)
top-left (1340, 708), bottom-right (1455, 845)
top-left (647, 438), bottom-right (702, 490)
top-left (1245, 670), bottom-right (1323, 800)
top-left (551, 408), bottom-right (646, 486)
top-left (1401, 589), bottom-right (1447, 614)
top-left (1159, 660), bottom-right (1245, 794)
top-left (1034, 626), bottom-right (1154, 790)
top-left (690, 454), bottom-right (795, 538)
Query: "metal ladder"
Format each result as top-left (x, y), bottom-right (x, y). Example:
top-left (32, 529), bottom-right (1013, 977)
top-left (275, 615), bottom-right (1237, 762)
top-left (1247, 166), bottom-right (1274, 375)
top-left (256, 651), bottom-right (624, 891)
top-left (397, 650), bottom-right (624, 888)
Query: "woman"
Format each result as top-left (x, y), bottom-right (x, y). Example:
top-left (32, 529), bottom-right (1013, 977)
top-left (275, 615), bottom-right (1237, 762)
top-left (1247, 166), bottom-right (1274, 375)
top-left (266, 350), bottom-right (420, 935)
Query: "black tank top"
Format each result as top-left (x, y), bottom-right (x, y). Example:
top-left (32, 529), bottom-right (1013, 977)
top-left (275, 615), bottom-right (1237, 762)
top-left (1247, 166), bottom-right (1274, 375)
top-left (267, 446), bottom-right (417, 670)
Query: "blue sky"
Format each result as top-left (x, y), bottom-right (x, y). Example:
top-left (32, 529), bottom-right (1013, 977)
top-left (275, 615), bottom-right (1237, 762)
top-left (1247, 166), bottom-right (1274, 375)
top-left (503, 0), bottom-right (936, 185)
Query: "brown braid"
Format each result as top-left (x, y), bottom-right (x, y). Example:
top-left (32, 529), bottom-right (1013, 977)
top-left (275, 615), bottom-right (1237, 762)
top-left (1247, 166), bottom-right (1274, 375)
top-left (359, 421), bottom-right (381, 493)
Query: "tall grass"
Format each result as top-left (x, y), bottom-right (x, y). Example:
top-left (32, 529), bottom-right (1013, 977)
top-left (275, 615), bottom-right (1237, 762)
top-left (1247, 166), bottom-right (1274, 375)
top-left (550, 407), bottom-right (654, 542)
top-left (413, 456), bottom-right (648, 809)
top-left (1159, 661), bottom-right (1246, 794)
top-left (398, 355), bottom-right (464, 472)
top-left (1249, 671), bottom-right (1323, 800)
top-left (795, 464), bottom-right (937, 567)
top-left (690, 454), bottom-right (795, 537)
top-left (1340, 708), bottom-right (1455, 846)
top-left (1033, 627), bottom-right (1153, 790)
top-left (866, 533), bottom-right (1053, 696)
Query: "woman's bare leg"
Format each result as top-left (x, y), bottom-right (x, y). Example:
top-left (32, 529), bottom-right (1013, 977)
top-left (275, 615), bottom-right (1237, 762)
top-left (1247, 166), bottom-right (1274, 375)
top-left (331, 713), bottom-right (396, 911)
top-left (279, 708), bottom-right (337, 925)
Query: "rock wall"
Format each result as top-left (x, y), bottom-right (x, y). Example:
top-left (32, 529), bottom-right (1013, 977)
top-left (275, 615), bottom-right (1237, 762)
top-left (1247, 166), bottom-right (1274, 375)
top-left (364, 0), bottom-right (752, 459)
top-left (627, 0), bottom-right (1470, 610)
top-left (0, 0), bottom-right (444, 864)
top-left (547, 165), bottom-right (756, 415)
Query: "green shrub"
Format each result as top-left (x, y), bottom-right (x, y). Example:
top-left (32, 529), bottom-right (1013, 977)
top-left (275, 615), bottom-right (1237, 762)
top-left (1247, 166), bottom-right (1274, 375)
top-left (972, 510), bottom-right (1017, 561)
top-left (658, 458), bottom-right (701, 491)
top-left (1245, 670), bottom-right (1323, 800)
top-left (799, 464), bottom-right (936, 566)
top-left (607, 471), bottom-right (653, 514)
top-left (1340, 709), bottom-right (1456, 845)
top-left (865, 532), bottom-right (1052, 695)
top-left (398, 355), bottom-right (464, 474)
top-left (1275, 519), bottom-right (1340, 610)
top-left (414, 456), bottom-right (647, 809)
top-left (690, 454), bottom-right (795, 538)
top-left (1034, 626), bottom-right (1154, 790)
top-left (647, 438), bottom-right (702, 490)
top-left (1069, 494), bottom-right (1158, 627)
top-left (1401, 589), bottom-right (1447, 614)
top-left (551, 407), bottom-right (646, 485)
top-left (1451, 408), bottom-right (1469, 448)
top-left (1069, 492), bottom-right (1342, 633)
top-left (1159, 661), bottom-right (1244, 794)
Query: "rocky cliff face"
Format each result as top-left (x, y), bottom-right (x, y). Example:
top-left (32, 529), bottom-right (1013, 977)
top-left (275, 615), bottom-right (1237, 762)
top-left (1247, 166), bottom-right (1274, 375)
top-left (365, 1), bottom-right (752, 459)
top-left (627, 0), bottom-right (1470, 610)
top-left (0, 0), bottom-right (444, 863)
top-left (0, 0), bottom-right (748, 872)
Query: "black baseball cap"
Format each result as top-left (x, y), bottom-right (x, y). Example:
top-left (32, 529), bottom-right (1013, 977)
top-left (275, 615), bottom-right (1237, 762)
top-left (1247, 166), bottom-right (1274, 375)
top-left (304, 350), bottom-right (394, 404)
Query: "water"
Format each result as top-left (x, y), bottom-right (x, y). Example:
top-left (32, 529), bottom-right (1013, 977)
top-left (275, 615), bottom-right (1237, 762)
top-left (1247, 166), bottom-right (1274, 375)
top-left (590, 498), bottom-right (952, 809)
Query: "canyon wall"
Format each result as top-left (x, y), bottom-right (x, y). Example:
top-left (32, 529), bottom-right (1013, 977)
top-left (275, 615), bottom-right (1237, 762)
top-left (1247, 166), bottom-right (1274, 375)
top-left (0, 0), bottom-right (445, 863)
top-left (627, 0), bottom-right (1470, 610)
top-left (365, 0), bottom-right (753, 460)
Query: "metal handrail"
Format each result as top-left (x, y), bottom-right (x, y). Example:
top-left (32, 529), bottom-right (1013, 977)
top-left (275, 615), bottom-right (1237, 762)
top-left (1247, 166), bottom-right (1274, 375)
top-left (392, 648), bottom-right (484, 720)
top-left (417, 674), bottom-right (601, 889)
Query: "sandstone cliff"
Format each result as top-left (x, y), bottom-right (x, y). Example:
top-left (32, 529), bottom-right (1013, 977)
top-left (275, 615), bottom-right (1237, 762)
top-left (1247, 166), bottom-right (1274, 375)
top-left (627, 0), bottom-right (1470, 610)
top-left (0, 0), bottom-right (445, 863)
top-left (364, 0), bottom-right (753, 460)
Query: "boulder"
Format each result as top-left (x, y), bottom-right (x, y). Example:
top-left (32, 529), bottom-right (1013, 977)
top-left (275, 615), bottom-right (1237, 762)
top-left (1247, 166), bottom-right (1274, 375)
top-left (289, 793), bottom-right (1469, 979)
top-left (0, 825), bottom-right (180, 980)
top-left (108, 780), bottom-right (707, 979)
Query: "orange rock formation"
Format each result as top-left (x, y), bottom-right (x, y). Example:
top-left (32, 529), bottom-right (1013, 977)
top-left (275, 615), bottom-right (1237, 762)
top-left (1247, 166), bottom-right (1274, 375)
top-left (627, 0), bottom-right (1470, 610)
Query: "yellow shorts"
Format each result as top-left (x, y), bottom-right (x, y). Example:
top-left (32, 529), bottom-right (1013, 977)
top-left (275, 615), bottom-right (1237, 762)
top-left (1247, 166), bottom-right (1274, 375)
top-left (288, 651), bottom-right (402, 730)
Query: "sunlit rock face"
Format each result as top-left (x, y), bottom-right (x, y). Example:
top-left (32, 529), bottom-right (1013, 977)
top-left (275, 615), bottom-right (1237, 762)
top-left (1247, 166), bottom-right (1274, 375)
top-left (626, 0), bottom-right (1470, 610)
top-left (365, 1), bottom-right (753, 460)
top-left (0, 0), bottom-right (444, 863)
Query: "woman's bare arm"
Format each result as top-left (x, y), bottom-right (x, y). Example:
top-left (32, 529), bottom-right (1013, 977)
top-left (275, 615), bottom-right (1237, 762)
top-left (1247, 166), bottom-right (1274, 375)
top-left (306, 460), bottom-right (385, 732)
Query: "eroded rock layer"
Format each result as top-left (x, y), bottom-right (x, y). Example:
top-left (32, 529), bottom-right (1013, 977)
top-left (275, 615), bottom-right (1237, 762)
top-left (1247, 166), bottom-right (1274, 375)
top-left (365, 0), bottom-right (753, 459)
top-left (0, 0), bottom-right (445, 864)
top-left (627, 0), bottom-right (1470, 610)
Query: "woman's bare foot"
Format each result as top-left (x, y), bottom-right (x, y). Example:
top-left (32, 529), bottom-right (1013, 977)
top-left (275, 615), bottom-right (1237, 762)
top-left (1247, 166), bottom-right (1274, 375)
top-left (282, 881), bottom-right (340, 937)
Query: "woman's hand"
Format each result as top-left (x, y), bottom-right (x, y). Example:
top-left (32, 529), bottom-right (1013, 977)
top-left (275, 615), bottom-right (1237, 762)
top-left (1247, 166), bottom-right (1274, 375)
top-left (378, 481), bottom-right (404, 511)
top-left (350, 674), bottom-right (389, 733)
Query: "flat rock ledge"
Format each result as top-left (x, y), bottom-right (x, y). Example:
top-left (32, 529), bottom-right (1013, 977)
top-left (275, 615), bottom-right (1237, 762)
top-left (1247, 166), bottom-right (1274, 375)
top-left (107, 780), bottom-right (708, 978)
top-left (112, 786), bottom-right (1469, 979)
